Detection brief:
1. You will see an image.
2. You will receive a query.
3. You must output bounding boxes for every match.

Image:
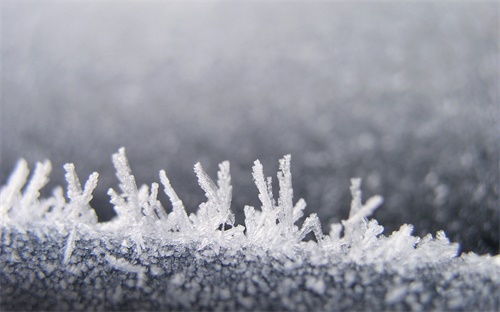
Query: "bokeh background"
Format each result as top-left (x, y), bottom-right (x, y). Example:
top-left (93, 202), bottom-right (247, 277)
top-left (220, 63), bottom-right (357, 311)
top-left (1, 2), bottom-right (498, 255)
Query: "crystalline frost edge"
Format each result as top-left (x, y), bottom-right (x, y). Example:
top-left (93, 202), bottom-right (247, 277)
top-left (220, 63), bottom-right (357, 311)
top-left (1, 147), bottom-right (497, 267)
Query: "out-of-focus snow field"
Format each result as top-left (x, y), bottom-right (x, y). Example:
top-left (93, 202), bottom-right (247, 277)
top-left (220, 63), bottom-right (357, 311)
top-left (1, 2), bottom-right (498, 254)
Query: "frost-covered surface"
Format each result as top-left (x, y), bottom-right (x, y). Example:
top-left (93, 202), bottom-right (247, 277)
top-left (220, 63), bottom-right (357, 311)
top-left (1, 149), bottom-right (499, 311)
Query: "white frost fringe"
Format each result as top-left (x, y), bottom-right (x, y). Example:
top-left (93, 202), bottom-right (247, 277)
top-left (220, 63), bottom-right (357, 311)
top-left (0, 147), bottom-right (497, 267)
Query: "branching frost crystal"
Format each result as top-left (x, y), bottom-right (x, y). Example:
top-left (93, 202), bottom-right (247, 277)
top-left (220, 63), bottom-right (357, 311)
top-left (0, 147), bottom-right (485, 262)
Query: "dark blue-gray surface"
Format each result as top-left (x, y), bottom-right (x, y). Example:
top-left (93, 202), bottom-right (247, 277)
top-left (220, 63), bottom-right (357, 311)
top-left (1, 2), bottom-right (498, 256)
top-left (1, 225), bottom-right (498, 311)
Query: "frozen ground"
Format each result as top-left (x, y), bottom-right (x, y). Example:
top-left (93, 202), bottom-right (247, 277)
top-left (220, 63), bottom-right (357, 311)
top-left (2, 228), bottom-right (497, 311)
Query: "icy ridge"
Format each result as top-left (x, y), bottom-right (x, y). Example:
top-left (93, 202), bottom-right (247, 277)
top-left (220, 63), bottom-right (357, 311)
top-left (0, 147), bottom-right (497, 267)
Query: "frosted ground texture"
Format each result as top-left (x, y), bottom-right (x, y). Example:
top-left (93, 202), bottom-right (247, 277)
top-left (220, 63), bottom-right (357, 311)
top-left (1, 149), bottom-right (499, 310)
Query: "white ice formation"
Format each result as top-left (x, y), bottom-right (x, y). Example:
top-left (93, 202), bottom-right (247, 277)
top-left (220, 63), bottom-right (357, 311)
top-left (2, 147), bottom-right (493, 266)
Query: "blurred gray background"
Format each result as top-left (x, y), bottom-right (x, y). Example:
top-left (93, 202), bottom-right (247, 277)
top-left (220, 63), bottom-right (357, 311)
top-left (1, 2), bottom-right (498, 254)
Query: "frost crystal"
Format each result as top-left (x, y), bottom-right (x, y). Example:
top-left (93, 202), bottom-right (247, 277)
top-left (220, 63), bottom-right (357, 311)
top-left (0, 159), bottom-right (29, 217)
top-left (0, 147), bottom-right (485, 259)
top-left (63, 163), bottom-right (98, 224)
top-left (1, 147), bottom-right (498, 311)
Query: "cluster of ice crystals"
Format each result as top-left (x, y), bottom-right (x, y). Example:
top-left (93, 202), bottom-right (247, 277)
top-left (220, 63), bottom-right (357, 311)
top-left (244, 156), bottom-right (324, 250)
top-left (0, 147), bottom-right (497, 269)
top-left (0, 158), bottom-right (98, 227)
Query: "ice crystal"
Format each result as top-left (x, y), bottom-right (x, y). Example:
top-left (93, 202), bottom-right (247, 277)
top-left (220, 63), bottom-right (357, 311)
top-left (63, 163), bottom-right (99, 224)
top-left (244, 156), bottom-right (324, 249)
top-left (1, 147), bottom-right (499, 311)
top-left (0, 147), bottom-right (487, 261)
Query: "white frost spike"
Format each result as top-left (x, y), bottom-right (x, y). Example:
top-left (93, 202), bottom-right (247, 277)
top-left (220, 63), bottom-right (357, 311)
top-left (343, 195), bottom-right (383, 228)
top-left (20, 160), bottom-right (52, 208)
top-left (62, 226), bottom-right (76, 265)
top-left (252, 160), bottom-right (274, 215)
top-left (216, 161), bottom-right (234, 226)
top-left (64, 163), bottom-right (84, 203)
top-left (138, 184), bottom-right (163, 224)
top-left (349, 178), bottom-right (363, 218)
top-left (293, 198), bottom-right (306, 223)
top-left (328, 223), bottom-right (343, 242)
top-left (19, 160), bottom-right (52, 219)
top-left (247, 156), bottom-right (324, 247)
top-left (266, 177), bottom-right (275, 209)
top-left (297, 213), bottom-right (324, 242)
top-left (194, 161), bottom-right (235, 230)
top-left (0, 158), bottom-right (29, 215)
top-left (45, 186), bottom-right (66, 219)
top-left (111, 148), bottom-right (141, 222)
top-left (160, 170), bottom-right (192, 231)
top-left (63, 163), bottom-right (98, 224)
top-left (138, 184), bottom-right (150, 217)
top-left (243, 205), bottom-right (257, 238)
top-left (107, 188), bottom-right (127, 218)
top-left (141, 184), bottom-right (153, 219)
top-left (381, 224), bottom-right (420, 261)
top-left (413, 231), bottom-right (459, 263)
top-left (277, 155), bottom-right (294, 232)
top-left (342, 178), bottom-right (383, 241)
top-left (194, 162), bottom-right (219, 204)
top-left (194, 162), bottom-right (220, 204)
top-left (78, 172), bottom-right (99, 221)
top-left (147, 182), bottom-right (167, 221)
